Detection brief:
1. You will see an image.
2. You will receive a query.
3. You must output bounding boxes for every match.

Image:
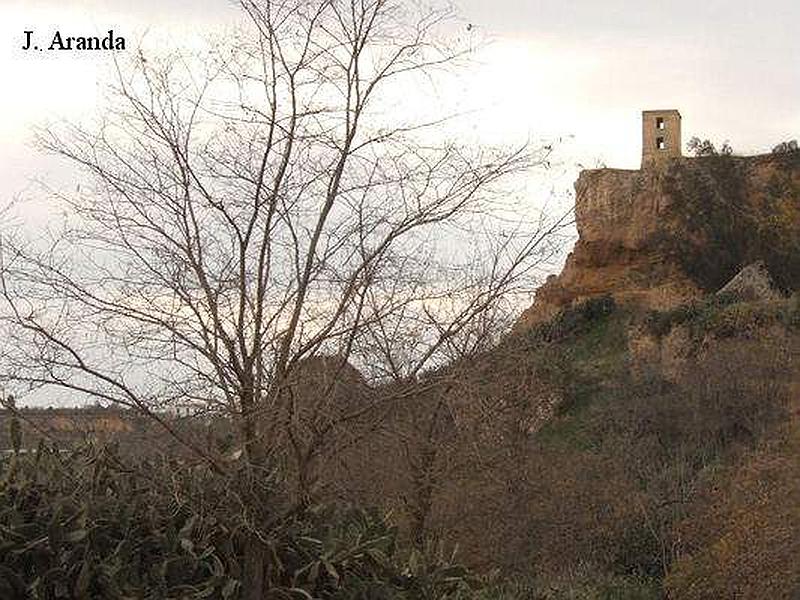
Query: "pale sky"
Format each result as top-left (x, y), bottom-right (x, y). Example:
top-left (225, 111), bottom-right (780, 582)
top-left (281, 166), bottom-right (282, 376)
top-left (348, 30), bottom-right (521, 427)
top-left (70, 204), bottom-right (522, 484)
top-left (1, 0), bottom-right (799, 213)
top-left (1, 0), bottom-right (797, 407)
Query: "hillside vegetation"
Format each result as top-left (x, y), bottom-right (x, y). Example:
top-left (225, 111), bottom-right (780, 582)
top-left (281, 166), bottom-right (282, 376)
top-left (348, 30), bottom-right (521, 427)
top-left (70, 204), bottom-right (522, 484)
top-left (352, 293), bottom-right (800, 597)
top-left (3, 295), bottom-right (799, 599)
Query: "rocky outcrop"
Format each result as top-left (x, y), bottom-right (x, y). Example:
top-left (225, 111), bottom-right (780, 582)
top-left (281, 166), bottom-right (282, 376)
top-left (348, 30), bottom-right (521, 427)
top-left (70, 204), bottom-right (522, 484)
top-left (718, 261), bottom-right (783, 302)
top-left (517, 166), bottom-right (701, 328)
top-left (517, 152), bottom-right (800, 329)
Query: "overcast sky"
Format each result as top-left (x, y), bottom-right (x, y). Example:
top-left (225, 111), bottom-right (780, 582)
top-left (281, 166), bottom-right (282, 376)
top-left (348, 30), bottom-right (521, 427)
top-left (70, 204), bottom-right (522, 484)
top-left (1, 0), bottom-right (799, 214)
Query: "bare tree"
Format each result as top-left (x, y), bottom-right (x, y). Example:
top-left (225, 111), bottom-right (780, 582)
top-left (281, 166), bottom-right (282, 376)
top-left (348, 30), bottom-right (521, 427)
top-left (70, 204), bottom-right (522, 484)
top-left (0, 4), bottom-right (567, 587)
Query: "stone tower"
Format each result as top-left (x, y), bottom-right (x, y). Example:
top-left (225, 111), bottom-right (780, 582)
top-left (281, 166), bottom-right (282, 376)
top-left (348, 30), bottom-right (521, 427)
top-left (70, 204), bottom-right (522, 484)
top-left (642, 109), bottom-right (681, 168)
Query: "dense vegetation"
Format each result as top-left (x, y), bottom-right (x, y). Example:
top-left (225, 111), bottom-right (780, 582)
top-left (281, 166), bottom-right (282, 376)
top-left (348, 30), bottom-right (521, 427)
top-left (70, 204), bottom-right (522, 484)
top-left (661, 152), bottom-right (800, 292)
top-left (0, 441), bottom-right (506, 600)
top-left (488, 297), bottom-right (796, 597)
top-left (268, 295), bottom-right (796, 598)
top-left (3, 295), bottom-right (798, 598)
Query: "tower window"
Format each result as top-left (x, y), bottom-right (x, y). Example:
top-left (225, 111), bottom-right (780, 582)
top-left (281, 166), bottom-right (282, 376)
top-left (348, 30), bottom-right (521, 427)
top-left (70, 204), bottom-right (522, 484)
top-left (656, 137), bottom-right (666, 150)
top-left (656, 117), bottom-right (665, 130)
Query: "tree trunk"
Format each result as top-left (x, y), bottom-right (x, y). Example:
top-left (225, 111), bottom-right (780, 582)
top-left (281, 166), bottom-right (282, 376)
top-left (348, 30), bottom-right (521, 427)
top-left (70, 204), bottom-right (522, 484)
top-left (243, 535), bottom-right (266, 600)
top-left (239, 389), bottom-right (267, 598)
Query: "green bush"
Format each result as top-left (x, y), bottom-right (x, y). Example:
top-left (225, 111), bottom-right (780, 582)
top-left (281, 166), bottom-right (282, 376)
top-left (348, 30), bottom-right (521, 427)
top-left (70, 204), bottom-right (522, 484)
top-left (640, 291), bottom-right (800, 340)
top-left (661, 157), bottom-right (751, 291)
top-left (532, 295), bottom-right (617, 343)
top-left (659, 155), bottom-right (800, 293)
top-left (0, 442), bottom-right (249, 599)
top-left (0, 442), bottom-right (493, 599)
top-left (642, 293), bottom-right (739, 338)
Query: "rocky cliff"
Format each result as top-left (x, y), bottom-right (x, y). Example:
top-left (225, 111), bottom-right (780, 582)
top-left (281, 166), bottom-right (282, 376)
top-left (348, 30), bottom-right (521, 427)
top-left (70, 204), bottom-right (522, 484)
top-left (517, 152), bottom-right (800, 328)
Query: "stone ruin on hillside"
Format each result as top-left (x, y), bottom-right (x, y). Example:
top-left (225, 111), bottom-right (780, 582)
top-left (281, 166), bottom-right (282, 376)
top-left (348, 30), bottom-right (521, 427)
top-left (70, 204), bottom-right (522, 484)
top-left (642, 109), bottom-right (682, 168)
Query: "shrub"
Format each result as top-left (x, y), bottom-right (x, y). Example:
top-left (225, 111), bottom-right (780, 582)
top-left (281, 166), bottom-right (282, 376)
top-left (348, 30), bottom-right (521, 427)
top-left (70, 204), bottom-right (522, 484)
top-left (533, 295), bottom-right (617, 343)
top-left (642, 293), bottom-right (739, 338)
top-left (0, 442), bottom-right (492, 599)
top-left (661, 151), bottom-right (800, 293)
top-left (686, 137), bottom-right (733, 157)
top-left (772, 140), bottom-right (799, 154)
top-left (661, 157), bottom-right (752, 291)
top-left (0, 445), bottom-right (223, 598)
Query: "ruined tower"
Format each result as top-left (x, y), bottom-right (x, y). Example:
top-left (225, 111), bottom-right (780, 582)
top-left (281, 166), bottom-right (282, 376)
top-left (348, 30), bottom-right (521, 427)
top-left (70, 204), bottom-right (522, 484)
top-left (642, 109), bottom-right (681, 168)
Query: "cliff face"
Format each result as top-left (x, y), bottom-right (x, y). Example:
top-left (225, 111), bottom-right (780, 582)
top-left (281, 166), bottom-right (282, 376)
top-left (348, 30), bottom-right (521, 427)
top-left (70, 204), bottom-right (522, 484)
top-left (517, 166), bottom-right (701, 328)
top-left (517, 153), bottom-right (800, 329)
